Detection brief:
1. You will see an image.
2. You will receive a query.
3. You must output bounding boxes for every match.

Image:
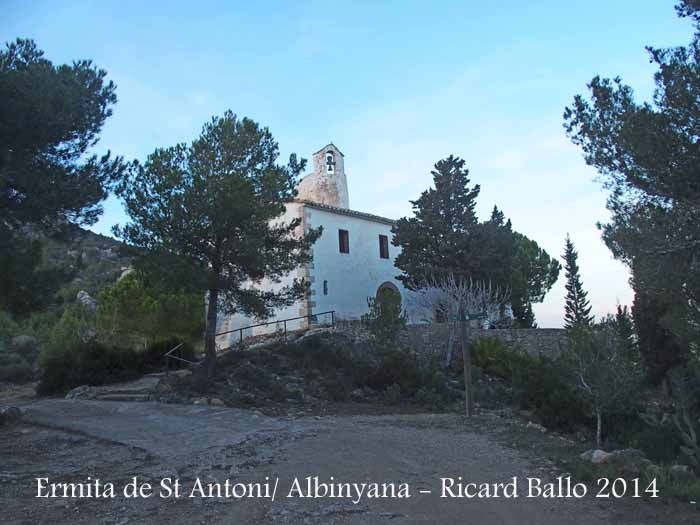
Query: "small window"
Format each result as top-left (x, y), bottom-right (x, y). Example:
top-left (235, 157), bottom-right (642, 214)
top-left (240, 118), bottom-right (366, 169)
top-left (379, 234), bottom-right (389, 259)
top-left (339, 229), bottom-right (349, 253)
top-left (323, 280), bottom-right (328, 295)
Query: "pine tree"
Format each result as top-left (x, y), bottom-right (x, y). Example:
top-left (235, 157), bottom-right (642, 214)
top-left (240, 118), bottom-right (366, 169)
top-left (562, 234), bottom-right (594, 329)
top-left (115, 112), bottom-right (320, 381)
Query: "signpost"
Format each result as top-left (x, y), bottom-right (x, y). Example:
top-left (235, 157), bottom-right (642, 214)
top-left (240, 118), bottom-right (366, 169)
top-left (453, 310), bottom-right (487, 417)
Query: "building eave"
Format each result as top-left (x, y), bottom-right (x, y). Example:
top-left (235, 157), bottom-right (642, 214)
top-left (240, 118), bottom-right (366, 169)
top-left (294, 200), bottom-right (395, 226)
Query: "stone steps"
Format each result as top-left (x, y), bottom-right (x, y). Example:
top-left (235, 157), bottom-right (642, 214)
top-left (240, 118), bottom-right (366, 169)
top-left (95, 393), bottom-right (151, 402)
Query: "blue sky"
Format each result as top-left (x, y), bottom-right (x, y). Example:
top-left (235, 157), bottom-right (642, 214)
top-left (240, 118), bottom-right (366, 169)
top-left (3, 1), bottom-right (695, 327)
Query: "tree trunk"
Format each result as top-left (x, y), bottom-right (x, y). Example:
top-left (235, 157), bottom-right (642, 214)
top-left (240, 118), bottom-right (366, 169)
top-left (204, 288), bottom-right (219, 382)
top-left (460, 304), bottom-right (474, 417)
top-left (595, 410), bottom-right (602, 449)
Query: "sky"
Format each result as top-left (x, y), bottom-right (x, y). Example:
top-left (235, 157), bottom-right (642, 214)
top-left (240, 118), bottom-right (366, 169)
top-left (3, 1), bottom-right (696, 327)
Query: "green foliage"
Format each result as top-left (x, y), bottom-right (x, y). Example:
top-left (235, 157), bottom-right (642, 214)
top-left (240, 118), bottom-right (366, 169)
top-left (564, 5), bottom-right (700, 372)
top-left (634, 423), bottom-right (683, 463)
top-left (36, 335), bottom-right (195, 395)
top-left (512, 356), bottom-right (591, 432)
top-left (0, 334), bottom-right (34, 383)
top-left (0, 38), bottom-right (126, 316)
top-left (37, 341), bottom-right (142, 395)
top-left (0, 38), bottom-right (126, 231)
top-left (362, 287), bottom-right (406, 352)
top-left (277, 334), bottom-right (373, 388)
top-left (367, 349), bottom-right (420, 395)
top-left (633, 284), bottom-right (688, 384)
top-left (0, 310), bottom-right (19, 339)
top-left (471, 337), bottom-right (530, 380)
top-left (667, 364), bottom-right (700, 475)
top-left (511, 233), bottom-right (561, 328)
top-left (115, 111), bottom-right (321, 377)
top-left (562, 324), bottom-right (644, 446)
top-left (391, 156), bottom-right (558, 326)
top-left (392, 156), bottom-right (502, 289)
top-left (97, 272), bottom-right (204, 349)
top-left (383, 383), bottom-right (402, 405)
top-left (562, 235), bottom-right (594, 329)
top-left (0, 235), bottom-right (72, 317)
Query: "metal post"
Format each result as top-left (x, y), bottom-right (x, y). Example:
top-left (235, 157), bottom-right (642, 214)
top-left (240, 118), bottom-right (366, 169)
top-left (240, 329), bottom-right (243, 346)
top-left (331, 311), bottom-right (334, 328)
top-left (284, 320), bottom-right (287, 340)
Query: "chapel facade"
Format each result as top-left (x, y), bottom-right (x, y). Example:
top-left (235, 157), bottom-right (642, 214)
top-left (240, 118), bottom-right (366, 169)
top-left (215, 143), bottom-right (407, 349)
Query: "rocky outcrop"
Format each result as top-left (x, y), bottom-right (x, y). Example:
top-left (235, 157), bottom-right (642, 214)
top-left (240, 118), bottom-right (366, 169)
top-left (76, 290), bottom-right (97, 311)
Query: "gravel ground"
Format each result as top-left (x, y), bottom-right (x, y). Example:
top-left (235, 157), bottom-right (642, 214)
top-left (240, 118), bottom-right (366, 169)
top-left (3, 405), bottom-right (698, 524)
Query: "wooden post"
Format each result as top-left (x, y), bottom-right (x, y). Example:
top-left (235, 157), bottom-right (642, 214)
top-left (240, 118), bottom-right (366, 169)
top-left (459, 303), bottom-right (474, 417)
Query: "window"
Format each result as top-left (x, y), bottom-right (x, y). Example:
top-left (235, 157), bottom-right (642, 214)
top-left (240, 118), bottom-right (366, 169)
top-left (325, 152), bottom-right (335, 173)
top-left (379, 234), bottom-right (389, 259)
top-left (338, 229), bottom-right (349, 253)
top-left (323, 280), bottom-right (328, 295)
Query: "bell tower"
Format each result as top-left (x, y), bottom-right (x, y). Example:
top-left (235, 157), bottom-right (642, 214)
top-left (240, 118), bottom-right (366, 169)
top-left (296, 143), bottom-right (349, 209)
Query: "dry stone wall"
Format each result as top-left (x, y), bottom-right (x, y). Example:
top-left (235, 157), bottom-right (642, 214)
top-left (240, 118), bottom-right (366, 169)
top-left (334, 321), bottom-right (568, 359)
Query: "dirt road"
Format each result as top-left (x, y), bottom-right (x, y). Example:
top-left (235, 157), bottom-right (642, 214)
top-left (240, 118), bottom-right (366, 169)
top-left (2, 401), bottom-right (694, 524)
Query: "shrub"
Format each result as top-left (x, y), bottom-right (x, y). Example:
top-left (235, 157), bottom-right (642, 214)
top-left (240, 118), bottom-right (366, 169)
top-left (37, 342), bottom-right (143, 395)
top-left (277, 334), bottom-right (374, 388)
top-left (512, 355), bottom-right (590, 432)
top-left (0, 337), bottom-right (35, 383)
top-left (635, 424), bottom-right (683, 463)
top-left (367, 349), bottom-right (420, 395)
top-left (471, 337), bottom-right (530, 381)
top-left (383, 383), bottom-right (402, 404)
top-left (415, 386), bottom-right (448, 410)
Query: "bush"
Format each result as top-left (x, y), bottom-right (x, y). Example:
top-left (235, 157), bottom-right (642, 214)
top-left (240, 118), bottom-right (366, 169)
top-left (512, 355), bottom-right (590, 431)
top-left (471, 337), bottom-right (530, 381)
top-left (383, 383), bottom-right (402, 404)
top-left (278, 334), bottom-right (374, 388)
top-left (37, 341), bottom-right (144, 395)
top-left (367, 349), bottom-right (420, 395)
top-left (0, 339), bottom-right (35, 383)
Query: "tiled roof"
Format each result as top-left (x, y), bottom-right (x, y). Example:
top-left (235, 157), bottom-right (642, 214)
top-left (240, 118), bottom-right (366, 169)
top-left (295, 200), bottom-right (395, 226)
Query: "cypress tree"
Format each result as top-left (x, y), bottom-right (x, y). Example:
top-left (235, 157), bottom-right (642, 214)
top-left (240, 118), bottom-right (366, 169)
top-left (562, 234), bottom-right (594, 329)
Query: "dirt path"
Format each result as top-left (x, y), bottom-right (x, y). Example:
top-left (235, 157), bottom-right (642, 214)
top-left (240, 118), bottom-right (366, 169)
top-left (2, 404), bottom-right (695, 524)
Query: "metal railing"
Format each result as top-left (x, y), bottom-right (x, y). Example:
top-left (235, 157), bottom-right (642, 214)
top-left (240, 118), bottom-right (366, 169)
top-left (163, 342), bottom-right (197, 374)
top-left (215, 310), bottom-right (336, 348)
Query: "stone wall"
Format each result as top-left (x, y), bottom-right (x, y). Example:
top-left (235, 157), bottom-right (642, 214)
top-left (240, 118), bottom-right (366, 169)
top-left (334, 321), bottom-right (568, 360)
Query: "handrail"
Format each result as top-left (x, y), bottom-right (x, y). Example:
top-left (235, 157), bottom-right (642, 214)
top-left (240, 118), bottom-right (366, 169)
top-left (215, 310), bottom-right (335, 347)
top-left (163, 342), bottom-right (197, 375)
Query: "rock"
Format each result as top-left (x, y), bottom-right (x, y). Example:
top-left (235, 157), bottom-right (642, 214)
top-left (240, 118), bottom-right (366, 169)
top-left (670, 464), bottom-right (697, 482)
top-left (76, 290), bottom-right (97, 311)
top-left (526, 421), bottom-right (547, 433)
top-left (350, 388), bottom-right (366, 402)
top-left (209, 398), bottom-right (225, 407)
top-left (580, 449), bottom-right (611, 464)
top-left (193, 397), bottom-right (208, 405)
top-left (117, 267), bottom-right (134, 282)
top-left (65, 385), bottom-right (98, 400)
top-left (0, 406), bottom-right (23, 426)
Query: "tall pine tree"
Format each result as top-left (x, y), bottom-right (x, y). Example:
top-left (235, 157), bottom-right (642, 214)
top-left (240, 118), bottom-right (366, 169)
top-left (562, 234), bottom-right (594, 329)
